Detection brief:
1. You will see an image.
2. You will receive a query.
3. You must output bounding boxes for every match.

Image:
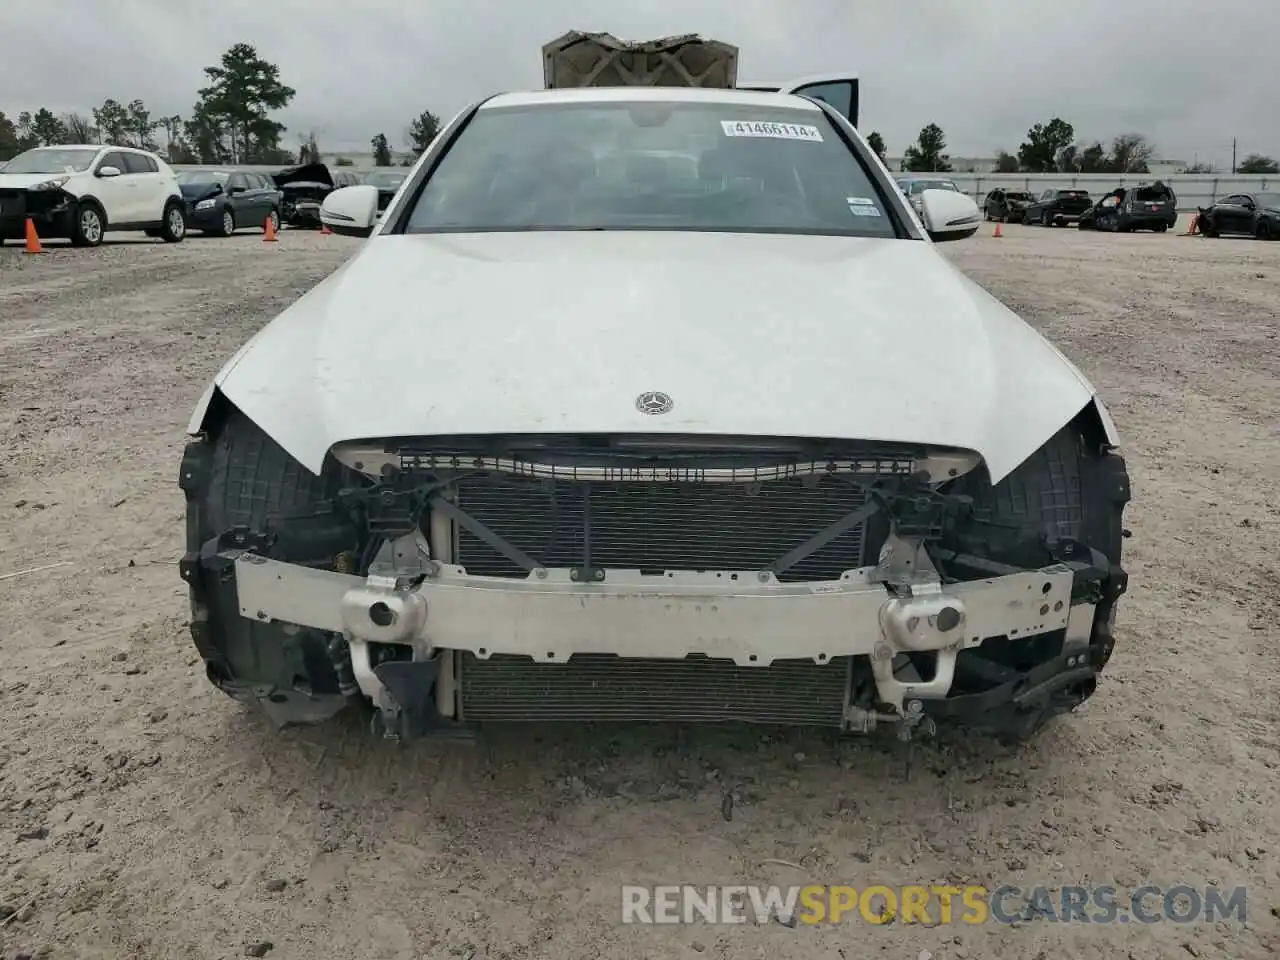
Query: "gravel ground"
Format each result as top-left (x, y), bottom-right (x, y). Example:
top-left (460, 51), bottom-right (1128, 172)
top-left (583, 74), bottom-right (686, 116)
top-left (1, 223), bottom-right (1277, 960)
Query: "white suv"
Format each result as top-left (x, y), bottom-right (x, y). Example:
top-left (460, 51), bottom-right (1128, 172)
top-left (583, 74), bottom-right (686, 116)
top-left (0, 144), bottom-right (187, 247)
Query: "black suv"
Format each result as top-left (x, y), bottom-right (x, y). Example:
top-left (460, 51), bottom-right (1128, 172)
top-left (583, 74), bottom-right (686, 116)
top-left (1025, 188), bottom-right (1092, 226)
top-left (1078, 183), bottom-right (1178, 233)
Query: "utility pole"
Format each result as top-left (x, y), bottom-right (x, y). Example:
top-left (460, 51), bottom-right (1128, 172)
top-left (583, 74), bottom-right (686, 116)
top-left (1231, 138), bottom-right (1237, 174)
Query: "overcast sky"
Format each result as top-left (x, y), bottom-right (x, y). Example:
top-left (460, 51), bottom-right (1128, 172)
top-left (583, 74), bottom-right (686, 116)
top-left (2, 0), bottom-right (1277, 168)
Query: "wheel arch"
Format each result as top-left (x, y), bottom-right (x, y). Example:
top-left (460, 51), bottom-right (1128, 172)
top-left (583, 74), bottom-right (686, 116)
top-left (76, 193), bottom-right (108, 223)
top-left (187, 383), bottom-right (232, 438)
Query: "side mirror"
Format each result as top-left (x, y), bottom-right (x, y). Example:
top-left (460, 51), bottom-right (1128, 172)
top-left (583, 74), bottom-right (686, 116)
top-left (97, 165), bottom-right (121, 178)
top-left (918, 188), bottom-right (981, 242)
top-left (227, 184), bottom-right (245, 195)
top-left (320, 185), bottom-right (380, 238)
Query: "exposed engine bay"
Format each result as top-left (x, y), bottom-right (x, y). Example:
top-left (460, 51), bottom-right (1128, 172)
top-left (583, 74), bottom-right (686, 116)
top-left (182, 425), bottom-right (1128, 742)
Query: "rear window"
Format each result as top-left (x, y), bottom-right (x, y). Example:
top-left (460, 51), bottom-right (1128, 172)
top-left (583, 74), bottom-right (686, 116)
top-left (1134, 186), bottom-right (1173, 201)
top-left (402, 100), bottom-right (900, 239)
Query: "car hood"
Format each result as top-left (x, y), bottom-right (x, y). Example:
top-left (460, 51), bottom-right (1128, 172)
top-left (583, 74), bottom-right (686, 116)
top-left (272, 162), bottom-right (333, 189)
top-left (200, 231), bottom-right (1102, 483)
top-left (0, 172), bottom-right (78, 189)
top-left (179, 183), bottom-right (223, 202)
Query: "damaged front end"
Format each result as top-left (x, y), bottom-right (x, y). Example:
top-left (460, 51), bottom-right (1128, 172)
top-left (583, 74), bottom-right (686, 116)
top-left (180, 430), bottom-right (1129, 741)
top-left (0, 185), bottom-right (77, 239)
top-left (272, 163), bottom-right (334, 229)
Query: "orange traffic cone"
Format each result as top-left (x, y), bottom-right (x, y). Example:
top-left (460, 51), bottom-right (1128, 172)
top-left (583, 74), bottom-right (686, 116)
top-left (24, 218), bottom-right (42, 254)
top-left (263, 215), bottom-right (278, 242)
top-left (1183, 213), bottom-right (1199, 236)
top-left (992, 221), bottom-right (1003, 238)
top-left (320, 223), bottom-right (332, 235)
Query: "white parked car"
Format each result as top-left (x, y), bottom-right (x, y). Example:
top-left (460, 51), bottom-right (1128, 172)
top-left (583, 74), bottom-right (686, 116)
top-left (0, 144), bottom-right (186, 247)
top-left (180, 87), bottom-right (1129, 742)
top-left (896, 176), bottom-right (964, 218)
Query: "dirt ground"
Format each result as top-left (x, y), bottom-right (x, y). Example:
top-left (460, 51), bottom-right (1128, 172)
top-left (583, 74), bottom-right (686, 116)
top-left (1, 221), bottom-right (1277, 960)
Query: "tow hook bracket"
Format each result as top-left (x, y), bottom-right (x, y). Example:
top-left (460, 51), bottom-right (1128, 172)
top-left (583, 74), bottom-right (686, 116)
top-left (897, 699), bottom-right (936, 742)
top-left (370, 659), bottom-right (474, 741)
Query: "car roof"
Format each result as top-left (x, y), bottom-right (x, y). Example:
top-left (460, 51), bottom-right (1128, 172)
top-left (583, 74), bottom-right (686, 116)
top-left (90, 144), bottom-right (156, 155)
top-left (481, 87), bottom-right (822, 111)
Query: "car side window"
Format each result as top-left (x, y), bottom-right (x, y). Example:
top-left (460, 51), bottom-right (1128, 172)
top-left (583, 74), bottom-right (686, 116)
top-left (228, 173), bottom-right (249, 192)
top-left (1040, 190), bottom-right (1052, 201)
top-left (120, 153), bottom-right (151, 174)
top-left (144, 155), bottom-right (159, 173)
top-left (255, 174), bottom-right (272, 189)
top-left (99, 151), bottom-right (129, 173)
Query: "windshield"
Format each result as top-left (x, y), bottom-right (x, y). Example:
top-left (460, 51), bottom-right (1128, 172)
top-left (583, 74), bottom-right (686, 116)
top-left (3, 147), bottom-right (99, 175)
top-left (176, 170), bottom-right (230, 185)
top-left (908, 179), bottom-right (958, 194)
top-left (402, 101), bottom-right (898, 238)
top-left (365, 172), bottom-right (407, 188)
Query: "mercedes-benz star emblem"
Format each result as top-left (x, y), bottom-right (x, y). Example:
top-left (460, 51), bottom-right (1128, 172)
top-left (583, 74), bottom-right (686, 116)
top-left (635, 390), bottom-right (674, 415)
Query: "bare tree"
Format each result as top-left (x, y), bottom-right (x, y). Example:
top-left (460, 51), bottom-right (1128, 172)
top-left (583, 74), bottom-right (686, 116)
top-left (63, 113), bottom-right (98, 143)
top-left (1109, 133), bottom-right (1154, 174)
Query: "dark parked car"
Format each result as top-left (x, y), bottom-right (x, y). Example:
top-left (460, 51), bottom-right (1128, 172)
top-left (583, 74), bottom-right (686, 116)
top-left (983, 188), bottom-right (1034, 223)
top-left (1025, 188), bottom-right (1092, 226)
top-left (1078, 183), bottom-right (1178, 233)
top-left (1195, 192), bottom-right (1280, 240)
top-left (177, 169), bottom-right (282, 236)
top-left (363, 171), bottom-right (408, 213)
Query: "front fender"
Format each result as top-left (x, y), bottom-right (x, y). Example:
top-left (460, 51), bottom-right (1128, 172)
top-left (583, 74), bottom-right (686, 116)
top-left (187, 380), bottom-right (218, 435)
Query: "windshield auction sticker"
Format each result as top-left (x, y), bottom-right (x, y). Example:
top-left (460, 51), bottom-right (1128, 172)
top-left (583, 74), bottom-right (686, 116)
top-left (720, 120), bottom-right (823, 142)
top-left (847, 197), bottom-right (882, 217)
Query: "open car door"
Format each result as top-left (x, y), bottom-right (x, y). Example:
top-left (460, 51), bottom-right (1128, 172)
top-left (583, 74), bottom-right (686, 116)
top-left (739, 74), bottom-right (859, 127)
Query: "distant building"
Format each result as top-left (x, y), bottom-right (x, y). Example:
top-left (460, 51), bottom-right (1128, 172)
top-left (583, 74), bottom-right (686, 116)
top-left (885, 156), bottom-right (1191, 176)
top-left (318, 150), bottom-right (416, 170)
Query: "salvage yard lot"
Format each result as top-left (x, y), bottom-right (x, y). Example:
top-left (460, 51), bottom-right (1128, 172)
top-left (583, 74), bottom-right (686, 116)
top-left (1, 226), bottom-right (1277, 960)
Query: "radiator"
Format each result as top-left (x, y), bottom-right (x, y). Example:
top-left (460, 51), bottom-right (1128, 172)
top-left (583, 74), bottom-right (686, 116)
top-left (452, 472), bottom-right (871, 582)
top-left (459, 653), bottom-right (852, 725)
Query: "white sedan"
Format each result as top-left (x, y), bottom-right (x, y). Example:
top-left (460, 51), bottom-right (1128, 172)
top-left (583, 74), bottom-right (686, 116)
top-left (180, 86), bottom-right (1129, 742)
